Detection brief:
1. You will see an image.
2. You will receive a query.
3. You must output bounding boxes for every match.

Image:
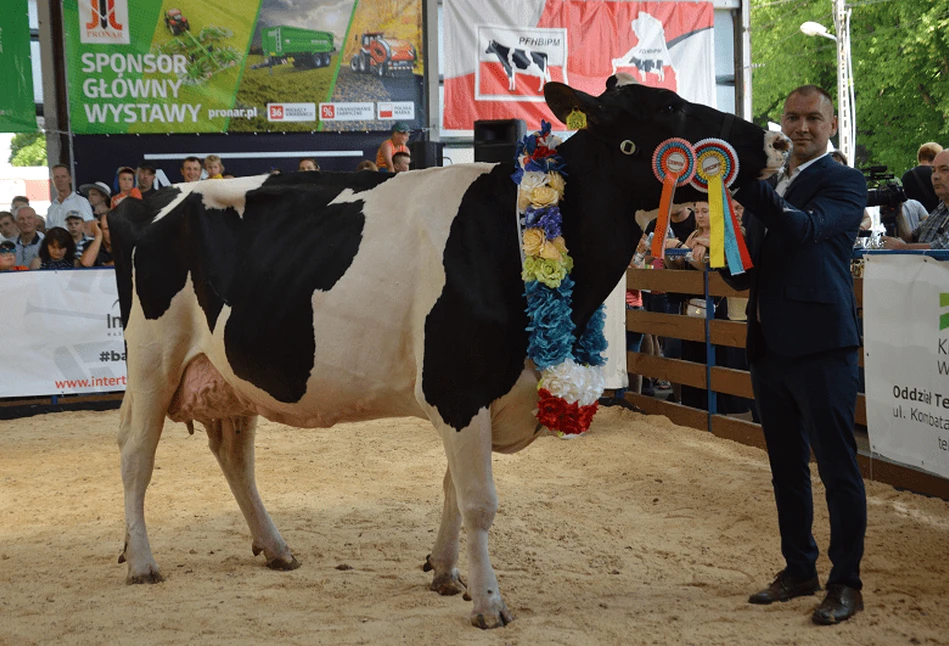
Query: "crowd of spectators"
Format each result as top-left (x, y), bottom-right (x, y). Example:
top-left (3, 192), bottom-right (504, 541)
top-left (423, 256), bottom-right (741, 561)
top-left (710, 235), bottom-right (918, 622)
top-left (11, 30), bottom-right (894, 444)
top-left (1, 150), bottom-right (414, 274)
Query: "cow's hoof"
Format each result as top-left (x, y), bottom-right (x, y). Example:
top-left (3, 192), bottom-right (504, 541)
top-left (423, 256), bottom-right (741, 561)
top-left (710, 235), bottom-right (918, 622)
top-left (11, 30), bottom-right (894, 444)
top-left (471, 605), bottom-right (514, 629)
top-left (126, 569), bottom-right (164, 584)
top-left (430, 571), bottom-right (466, 596)
top-left (266, 555), bottom-right (300, 571)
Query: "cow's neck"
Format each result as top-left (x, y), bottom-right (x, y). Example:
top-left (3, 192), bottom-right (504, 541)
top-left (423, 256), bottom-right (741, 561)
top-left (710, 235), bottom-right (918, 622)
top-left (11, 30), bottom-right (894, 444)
top-left (556, 132), bottom-right (641, 331)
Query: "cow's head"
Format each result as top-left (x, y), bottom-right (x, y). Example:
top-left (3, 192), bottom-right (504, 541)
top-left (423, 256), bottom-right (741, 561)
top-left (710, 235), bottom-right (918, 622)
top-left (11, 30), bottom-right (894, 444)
top-left (545, 75), bottom-right (788, 206)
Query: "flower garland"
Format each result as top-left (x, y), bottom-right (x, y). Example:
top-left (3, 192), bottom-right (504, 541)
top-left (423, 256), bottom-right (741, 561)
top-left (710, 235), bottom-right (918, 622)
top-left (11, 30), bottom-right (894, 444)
top-left (513, 121), bottom-right (607, 437)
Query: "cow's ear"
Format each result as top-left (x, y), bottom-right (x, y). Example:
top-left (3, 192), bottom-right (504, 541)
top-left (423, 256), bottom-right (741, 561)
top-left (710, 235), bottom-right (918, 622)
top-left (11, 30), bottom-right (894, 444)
top-left (544, 83), bottom-right (604, 128)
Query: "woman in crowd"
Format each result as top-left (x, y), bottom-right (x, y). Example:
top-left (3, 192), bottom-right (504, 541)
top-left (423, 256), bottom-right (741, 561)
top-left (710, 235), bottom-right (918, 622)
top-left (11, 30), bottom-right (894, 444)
top-left (29, 227), bottom-right (77, 270)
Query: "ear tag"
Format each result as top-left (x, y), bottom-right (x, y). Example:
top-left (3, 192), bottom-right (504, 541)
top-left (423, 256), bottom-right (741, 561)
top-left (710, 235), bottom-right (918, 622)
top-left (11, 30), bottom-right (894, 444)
top-left (620, 140), bottom-right (637, 155)
top-left (565, 108), bottom-right (587, 130)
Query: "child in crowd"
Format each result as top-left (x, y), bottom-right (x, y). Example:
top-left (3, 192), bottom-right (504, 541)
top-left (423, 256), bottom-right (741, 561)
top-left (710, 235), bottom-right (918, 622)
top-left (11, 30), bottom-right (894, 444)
top-left (29, 227), bottom-right (76, 270)
top-left (0, 240), bottom-right (28, 271)
top-left (111, 167), bottom-right (143, 208)
top-left (204, 155), bottom-right (225, 179)
top-left (79, 181), bottom-right (112, 217)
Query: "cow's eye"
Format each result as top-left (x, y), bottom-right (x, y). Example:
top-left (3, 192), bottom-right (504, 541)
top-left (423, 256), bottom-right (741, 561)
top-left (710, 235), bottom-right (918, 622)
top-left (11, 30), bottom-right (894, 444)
top-left (662, 103), bottom-right (677, 114)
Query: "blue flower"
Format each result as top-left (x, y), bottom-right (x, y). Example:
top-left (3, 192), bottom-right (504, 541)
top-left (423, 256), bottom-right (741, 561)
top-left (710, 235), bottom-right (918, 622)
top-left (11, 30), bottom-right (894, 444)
top-left (523, 206), bottom-right (547, 228)
top-left (537, 207), bottom-right (562, 239)
top-left (574, 305), bottom-right (608, 366)
top-left (525, 277), bottom-right (576, 369)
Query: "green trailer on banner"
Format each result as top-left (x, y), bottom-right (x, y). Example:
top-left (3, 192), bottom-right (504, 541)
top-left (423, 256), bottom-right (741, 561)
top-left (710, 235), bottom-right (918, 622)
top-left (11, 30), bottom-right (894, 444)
top-left (262, 26), bottom-right (336, 69)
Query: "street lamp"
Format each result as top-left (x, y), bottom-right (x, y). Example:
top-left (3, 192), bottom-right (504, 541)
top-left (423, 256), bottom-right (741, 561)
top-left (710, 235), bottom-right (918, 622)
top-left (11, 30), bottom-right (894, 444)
top-left (799, 4), bottom-right (856, 166)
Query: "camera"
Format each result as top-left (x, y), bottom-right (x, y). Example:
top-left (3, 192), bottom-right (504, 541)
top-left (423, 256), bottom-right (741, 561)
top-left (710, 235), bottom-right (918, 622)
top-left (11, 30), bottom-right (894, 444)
top-left (863, 165), bottom-right (906, 208)
top-left (862, 165), bottom-right (907, 235)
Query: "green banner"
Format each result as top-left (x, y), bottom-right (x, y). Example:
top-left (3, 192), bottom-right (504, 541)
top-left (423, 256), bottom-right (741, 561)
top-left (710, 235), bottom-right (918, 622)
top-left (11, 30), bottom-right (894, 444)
top-left (0, 0), bottom-right (37, 133)
top-left (63, 0), bottom-right (425, 134)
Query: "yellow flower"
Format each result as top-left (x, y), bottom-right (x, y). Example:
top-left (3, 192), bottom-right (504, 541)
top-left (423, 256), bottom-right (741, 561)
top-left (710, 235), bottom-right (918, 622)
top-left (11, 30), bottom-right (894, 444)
top-left (547, 172), bottom-right (566, 196)
top-left (529, 185), bottom-right (560, 208)
top-left (538, 240), bottom-right (562, 261)
top-left (522, 256), bottom-right (567, 288)
top-left (522, 228), bottom-right (547, 257)
top-left (551, 236), bottom-right (567, 255)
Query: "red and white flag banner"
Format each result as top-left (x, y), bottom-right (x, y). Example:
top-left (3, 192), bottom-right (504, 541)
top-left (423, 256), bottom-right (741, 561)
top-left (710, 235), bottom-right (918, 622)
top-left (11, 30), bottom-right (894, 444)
top-left (443, 0), bottom-right (716, 133)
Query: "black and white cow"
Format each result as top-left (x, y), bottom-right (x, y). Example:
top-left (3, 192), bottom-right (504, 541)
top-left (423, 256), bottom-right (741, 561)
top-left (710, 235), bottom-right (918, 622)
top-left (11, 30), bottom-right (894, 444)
top-left (485, 39), bottom-right (551, 92)
top-left (111, 75), bottom-right (788, 629)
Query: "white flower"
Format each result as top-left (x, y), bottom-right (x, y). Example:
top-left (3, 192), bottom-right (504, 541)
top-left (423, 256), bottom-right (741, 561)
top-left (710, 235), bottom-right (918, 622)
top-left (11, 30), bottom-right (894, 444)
top-left (540, 360), bottom-right (606, 406)
top-left (518, 171), bottom-right (548, 192)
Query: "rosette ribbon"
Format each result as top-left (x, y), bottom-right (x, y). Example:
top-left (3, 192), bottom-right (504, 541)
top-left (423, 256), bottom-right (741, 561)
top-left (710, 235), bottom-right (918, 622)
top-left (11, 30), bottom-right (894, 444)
top-left (651, 138), bottom-right (696, 261)
top-left (690, 139), bottom-right (753, 274)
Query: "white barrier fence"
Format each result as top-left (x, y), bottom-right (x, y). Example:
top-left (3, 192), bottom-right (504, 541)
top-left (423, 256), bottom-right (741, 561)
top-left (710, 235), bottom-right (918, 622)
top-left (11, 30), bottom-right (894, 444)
top-left (0, 269), bottom-right (127, 398)
top-left (864, 253), bottom-right (949, 480)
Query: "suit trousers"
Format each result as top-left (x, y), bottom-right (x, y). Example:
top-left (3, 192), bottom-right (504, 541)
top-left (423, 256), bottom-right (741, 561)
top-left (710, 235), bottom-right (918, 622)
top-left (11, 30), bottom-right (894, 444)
top-left (750, 346), bottom-right (866, 589)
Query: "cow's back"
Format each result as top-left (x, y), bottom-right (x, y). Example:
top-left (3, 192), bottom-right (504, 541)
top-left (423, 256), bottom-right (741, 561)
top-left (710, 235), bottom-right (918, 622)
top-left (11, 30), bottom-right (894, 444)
top-left (111, 165), bottom-right (526, 428)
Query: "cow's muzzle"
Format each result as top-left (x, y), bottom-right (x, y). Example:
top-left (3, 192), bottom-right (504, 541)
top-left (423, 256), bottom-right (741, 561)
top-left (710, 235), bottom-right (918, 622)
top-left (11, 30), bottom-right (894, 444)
top-left (760, 131), bottom-right (791, 178)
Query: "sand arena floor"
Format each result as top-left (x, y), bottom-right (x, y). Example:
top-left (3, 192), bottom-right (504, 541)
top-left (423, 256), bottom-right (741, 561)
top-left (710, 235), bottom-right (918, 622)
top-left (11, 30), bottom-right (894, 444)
top-left (1, 406), bottom-right (948, 645)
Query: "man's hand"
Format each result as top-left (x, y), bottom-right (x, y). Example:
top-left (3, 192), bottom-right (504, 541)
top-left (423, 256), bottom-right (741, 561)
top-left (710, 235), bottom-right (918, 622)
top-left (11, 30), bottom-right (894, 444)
top-left (880, 236), bottom-right (907, 250)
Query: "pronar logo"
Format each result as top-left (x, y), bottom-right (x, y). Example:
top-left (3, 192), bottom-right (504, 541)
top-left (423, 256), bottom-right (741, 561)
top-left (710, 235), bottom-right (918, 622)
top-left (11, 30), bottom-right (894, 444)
top-left (81, 0), bottom-right (130, 45)
top-left (940, 293), bottom-right (949, 331)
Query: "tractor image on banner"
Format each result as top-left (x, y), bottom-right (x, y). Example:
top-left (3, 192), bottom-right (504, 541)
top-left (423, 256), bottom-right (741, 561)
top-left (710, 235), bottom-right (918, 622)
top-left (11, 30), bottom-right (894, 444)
top-left (349, 32), bottom-right (417, 77)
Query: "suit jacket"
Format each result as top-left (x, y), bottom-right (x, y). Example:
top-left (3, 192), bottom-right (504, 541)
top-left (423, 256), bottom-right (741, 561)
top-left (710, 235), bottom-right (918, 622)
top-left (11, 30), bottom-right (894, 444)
top-left (723, 155), bottom-right (868, 361)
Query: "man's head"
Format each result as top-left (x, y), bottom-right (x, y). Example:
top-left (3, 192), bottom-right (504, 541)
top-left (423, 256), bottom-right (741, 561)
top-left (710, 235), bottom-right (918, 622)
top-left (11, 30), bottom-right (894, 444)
top-left (99, 212), bottom-right (111, 248)
top-left (298, 158), bottom-right (319, 172)
top-left (11, 196), bottom-right (28, 215)
top-left (931, 150), bottom-right (949, 206)
top-left (781, 85), bottom-right (837, 168)
top-left (65, 211), bottom-right (86, 240)
top-left (0, 240), bottom-right (17, 270)
top-left (392, 151), bottom-right (411, 173)
top-left (918, 142), bottom-right (944, 166)
top-left (51, 164), bottom-right (74, 197)
top-left (15, 206), bottom-right (37, 236)
top-left (137, 163), bottom-right (157, 191)
top-left (0, 211), bottom-right (18, 239)
top-left (181, 156), bottom-right (202, 182)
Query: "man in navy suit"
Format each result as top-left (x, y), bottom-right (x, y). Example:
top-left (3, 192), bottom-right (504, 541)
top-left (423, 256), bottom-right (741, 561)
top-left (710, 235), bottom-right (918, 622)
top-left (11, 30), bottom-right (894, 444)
top-left (722, 85), bottom-right (868, 625)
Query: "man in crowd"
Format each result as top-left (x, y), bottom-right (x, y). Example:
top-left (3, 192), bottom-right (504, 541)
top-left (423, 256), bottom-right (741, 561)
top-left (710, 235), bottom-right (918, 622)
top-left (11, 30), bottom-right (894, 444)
top-left (0, 211), bottom-right (18, 242)
top-left (376, 122), bottom-right (410, 171)
top-left (80, 213), bottom-right (114, 267)
top-left (901, 142), bottom-right (943, 213)
top-left (13, 206), bottom-right (45, 267)
top-left (46, 164), bottom-right (94, 232)
top-left (11, 196), bottom-right (29, 216)
top-left (725, 85), bottom-right (868, 626)
top-left (882, 149), bottom-right (949, 250)
top-left (137, 163), bottom-right (159, 198)
top-left (181, 156), bottom-right (203, 183)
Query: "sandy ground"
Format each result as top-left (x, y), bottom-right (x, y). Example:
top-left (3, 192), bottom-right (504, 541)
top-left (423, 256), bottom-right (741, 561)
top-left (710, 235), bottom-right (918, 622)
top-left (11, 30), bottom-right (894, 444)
top-left (1, 406), bottom-right (948, 646)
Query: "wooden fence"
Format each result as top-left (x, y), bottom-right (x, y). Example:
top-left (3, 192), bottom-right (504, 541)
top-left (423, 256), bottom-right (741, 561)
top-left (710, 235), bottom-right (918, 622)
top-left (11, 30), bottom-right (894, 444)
top-left (624, 264), bottom-right (949, 500)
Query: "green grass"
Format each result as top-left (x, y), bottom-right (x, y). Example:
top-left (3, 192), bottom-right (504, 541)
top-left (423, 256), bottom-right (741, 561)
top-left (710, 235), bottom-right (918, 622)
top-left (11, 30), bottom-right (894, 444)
top-left (229, 54), bottom-right (337, 132)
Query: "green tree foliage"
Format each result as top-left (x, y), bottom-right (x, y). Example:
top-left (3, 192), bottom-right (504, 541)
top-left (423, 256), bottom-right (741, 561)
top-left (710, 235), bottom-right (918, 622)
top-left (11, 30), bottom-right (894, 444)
top-left (750, 0), bottom-right (949, 174)
top-left (9, 131), bottom-right (47, 167)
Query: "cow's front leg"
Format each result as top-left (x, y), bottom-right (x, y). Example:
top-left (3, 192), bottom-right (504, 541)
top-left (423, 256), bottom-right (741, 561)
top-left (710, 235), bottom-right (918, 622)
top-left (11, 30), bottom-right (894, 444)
top-left (205, 416), bottom-right (299, 571)
top-left (117, 391), bottom-right (166, 584)
top-left (423, 466), bottom-right (465, 595)
top-left (437, 410), bottom-right (513, 629)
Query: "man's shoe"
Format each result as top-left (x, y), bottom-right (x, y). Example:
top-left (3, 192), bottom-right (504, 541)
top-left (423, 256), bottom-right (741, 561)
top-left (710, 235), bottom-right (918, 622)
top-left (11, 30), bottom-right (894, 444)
top-left (812, 584), bottom-right (863, 625)
top-left (748, 570), bottom-right (821, 605)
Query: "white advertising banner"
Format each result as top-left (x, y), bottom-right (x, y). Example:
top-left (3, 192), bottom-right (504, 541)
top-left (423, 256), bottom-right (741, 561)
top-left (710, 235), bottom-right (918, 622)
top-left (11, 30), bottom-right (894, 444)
top-left (0, 269), bottom-right (127, 398)
top-left (863, 253), bottom-right (949, 479)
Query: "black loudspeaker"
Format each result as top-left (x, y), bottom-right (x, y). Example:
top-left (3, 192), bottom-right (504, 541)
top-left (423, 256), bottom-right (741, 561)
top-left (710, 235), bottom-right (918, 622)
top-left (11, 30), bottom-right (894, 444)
top-left (474, 119), bottom-right (526, 163)
top-left (409, 140), bottom-right (445, 169)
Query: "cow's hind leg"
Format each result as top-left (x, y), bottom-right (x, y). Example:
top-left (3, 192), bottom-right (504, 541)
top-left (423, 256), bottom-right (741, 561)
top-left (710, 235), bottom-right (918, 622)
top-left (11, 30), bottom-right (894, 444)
top-left (437, 410), bottom-right (513, 629)
top-left (423, 466), bottom-right (466, 596)
top-left (205, 415), bottom-right (299, 571)
top-left (117, 392), bottom-right (166, 584)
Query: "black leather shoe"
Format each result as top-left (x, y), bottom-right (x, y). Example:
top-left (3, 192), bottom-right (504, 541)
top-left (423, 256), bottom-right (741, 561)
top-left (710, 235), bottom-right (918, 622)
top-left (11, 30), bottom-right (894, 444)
top-left (748, 570), bottom-right (821, 605)
top-left (812, 584), bottom-right (863, 625)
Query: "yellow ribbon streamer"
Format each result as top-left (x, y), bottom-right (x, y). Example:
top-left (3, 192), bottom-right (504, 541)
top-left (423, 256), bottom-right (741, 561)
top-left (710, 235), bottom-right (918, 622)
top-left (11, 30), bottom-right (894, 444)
top-left (708, 173), bottom-right (726, 268)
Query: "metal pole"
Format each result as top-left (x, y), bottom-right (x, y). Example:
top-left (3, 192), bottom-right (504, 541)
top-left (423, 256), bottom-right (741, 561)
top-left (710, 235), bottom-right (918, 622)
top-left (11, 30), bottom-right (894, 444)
top-left (834, 0), bottom-right (855, 165)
